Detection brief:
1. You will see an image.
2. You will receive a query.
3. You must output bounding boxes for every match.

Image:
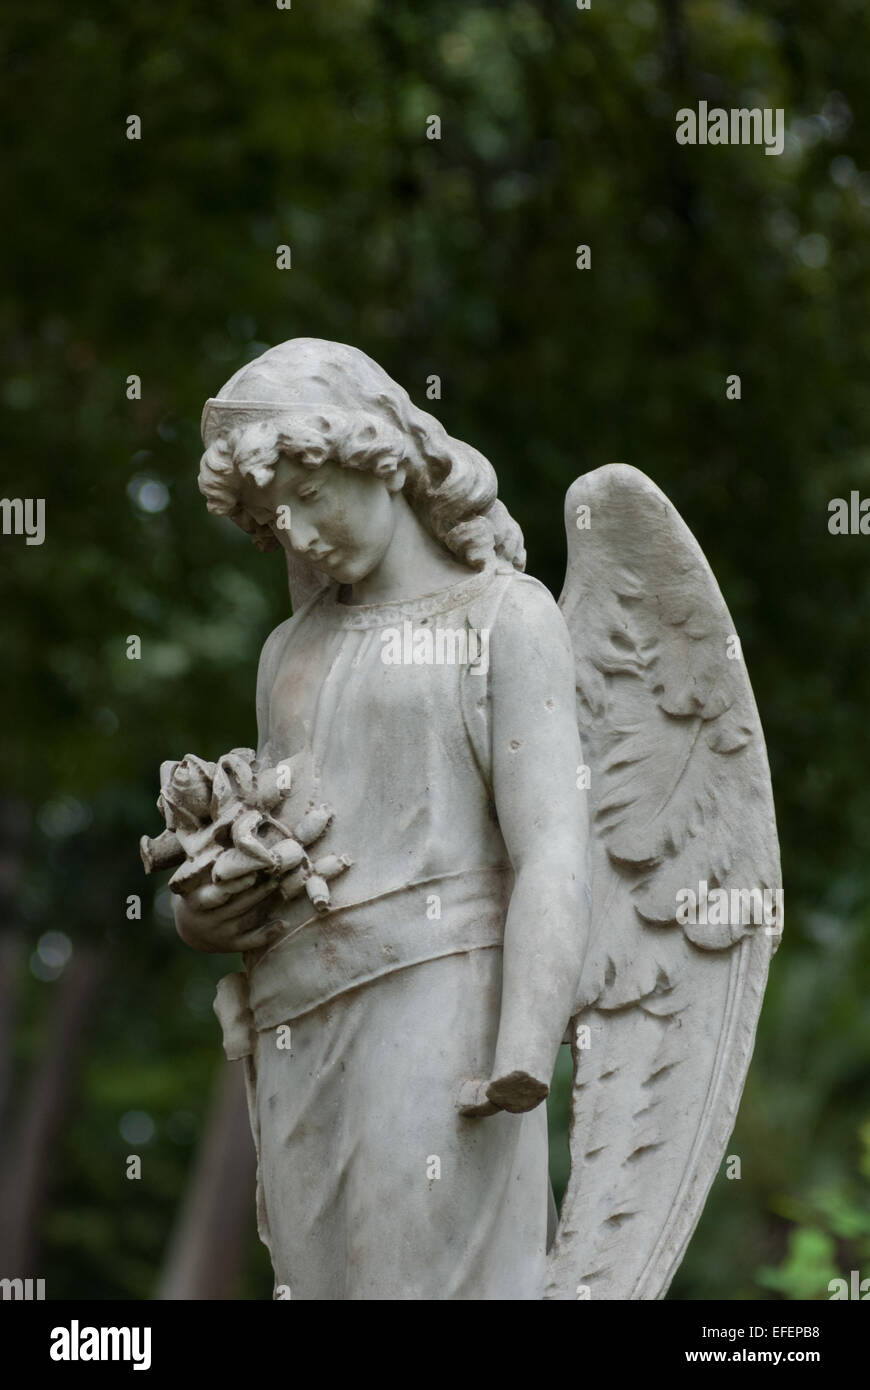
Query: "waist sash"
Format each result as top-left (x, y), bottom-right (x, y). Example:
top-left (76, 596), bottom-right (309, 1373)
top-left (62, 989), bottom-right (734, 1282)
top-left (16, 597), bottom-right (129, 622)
top-left (213, 865), bottom-right (512, 1055)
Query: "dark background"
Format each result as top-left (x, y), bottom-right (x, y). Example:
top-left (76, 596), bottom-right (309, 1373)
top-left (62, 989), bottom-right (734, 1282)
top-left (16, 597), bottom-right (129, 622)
top-left (1, 0), bottom-right (868, 1299)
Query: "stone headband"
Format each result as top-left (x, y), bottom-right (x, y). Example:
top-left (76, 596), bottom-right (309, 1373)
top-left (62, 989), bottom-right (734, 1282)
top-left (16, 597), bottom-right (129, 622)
top-left (201, 398), bottom-right (361, 447)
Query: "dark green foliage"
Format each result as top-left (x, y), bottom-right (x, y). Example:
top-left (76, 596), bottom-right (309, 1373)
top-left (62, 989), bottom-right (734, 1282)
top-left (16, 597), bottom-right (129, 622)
top-left (1, 0), bottom-right (868, 1298)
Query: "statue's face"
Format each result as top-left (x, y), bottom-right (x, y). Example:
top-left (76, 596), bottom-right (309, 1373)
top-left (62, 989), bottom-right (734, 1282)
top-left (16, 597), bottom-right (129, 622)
top-left (239, 452), bottom-right (399, 585)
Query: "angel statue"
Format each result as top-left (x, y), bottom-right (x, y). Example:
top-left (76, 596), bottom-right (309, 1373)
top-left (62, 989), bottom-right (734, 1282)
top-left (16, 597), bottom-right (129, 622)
top-left (140, 337), bottom-right (781, 1301)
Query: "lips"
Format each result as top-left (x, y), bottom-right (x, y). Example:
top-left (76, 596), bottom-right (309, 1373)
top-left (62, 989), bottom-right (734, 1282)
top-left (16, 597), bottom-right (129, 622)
top-left (310, 547), bottom-right (340, 568)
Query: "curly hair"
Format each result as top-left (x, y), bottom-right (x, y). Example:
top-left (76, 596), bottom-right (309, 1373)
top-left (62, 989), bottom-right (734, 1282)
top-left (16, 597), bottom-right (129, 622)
top-left (198, 349), bottom-right (526, 574)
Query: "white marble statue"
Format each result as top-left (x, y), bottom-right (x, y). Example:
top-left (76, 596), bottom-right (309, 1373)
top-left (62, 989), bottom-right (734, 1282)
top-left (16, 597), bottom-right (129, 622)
top-left (141, 338), bottom-right (782, 1300)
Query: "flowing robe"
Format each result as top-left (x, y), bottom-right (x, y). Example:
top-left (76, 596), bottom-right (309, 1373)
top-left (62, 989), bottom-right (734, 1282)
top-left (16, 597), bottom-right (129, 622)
top-left (215, 562), bottom-right (554, 1299)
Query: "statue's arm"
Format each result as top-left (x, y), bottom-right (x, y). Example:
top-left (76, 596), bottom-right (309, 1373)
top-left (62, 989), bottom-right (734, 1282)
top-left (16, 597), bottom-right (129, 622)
top-left (485, 580), bottom-right (589, 1112)
top-left (253, 615), bottom-right (296, 762)
top-left (172, 618), bottom-right (294, 954)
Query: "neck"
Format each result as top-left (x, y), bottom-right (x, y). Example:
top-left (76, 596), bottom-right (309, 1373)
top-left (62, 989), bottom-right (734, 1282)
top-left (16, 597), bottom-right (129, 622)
top-left (344, 495), bottom-right (475, 605)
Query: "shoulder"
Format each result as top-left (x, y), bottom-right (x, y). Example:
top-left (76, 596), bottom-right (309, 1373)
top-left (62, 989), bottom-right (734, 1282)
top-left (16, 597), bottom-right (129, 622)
top-left (256, 615), bottom-right (294, 686)
top-left (486, 572), bottom-right (581, 765)
top-left (256, 587), bottom-right (328, 689)
top-left (488, 570), bottom-right (574, 665)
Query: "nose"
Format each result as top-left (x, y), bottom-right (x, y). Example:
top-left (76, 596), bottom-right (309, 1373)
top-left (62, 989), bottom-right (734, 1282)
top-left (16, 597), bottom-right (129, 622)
top-left (289, 516), bottom-right (319, 555)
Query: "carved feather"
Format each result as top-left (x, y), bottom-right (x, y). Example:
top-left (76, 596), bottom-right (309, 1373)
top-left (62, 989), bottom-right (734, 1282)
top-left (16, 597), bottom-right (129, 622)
top-left (545, 464), bottom-right (781, 1300)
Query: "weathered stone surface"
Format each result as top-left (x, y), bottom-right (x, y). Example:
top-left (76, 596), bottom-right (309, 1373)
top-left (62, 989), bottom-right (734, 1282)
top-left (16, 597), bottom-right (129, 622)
top-left (142, 340), bottom-right (781, 1300)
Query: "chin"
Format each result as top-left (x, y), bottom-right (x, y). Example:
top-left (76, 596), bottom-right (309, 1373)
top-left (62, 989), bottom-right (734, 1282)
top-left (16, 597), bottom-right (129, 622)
top-left (329, 556), bottom-right (376, 585)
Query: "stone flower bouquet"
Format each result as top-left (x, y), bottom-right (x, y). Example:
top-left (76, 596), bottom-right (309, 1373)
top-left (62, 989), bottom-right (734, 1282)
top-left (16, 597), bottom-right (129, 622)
top-left (140, 749), bottom-right (351, 914)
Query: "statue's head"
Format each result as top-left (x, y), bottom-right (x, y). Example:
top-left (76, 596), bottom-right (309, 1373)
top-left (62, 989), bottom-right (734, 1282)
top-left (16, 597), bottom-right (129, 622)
top-left (198, 338), bottom-right (525, 583)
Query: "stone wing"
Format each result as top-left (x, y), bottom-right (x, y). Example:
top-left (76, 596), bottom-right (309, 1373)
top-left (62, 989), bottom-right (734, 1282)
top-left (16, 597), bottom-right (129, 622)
top-left (545, 464), bottom-right (781, 1300)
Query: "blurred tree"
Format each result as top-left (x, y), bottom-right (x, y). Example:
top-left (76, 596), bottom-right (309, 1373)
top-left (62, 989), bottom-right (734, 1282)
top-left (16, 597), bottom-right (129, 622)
top-left (156, 1061), bottom-right (256, 1300)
